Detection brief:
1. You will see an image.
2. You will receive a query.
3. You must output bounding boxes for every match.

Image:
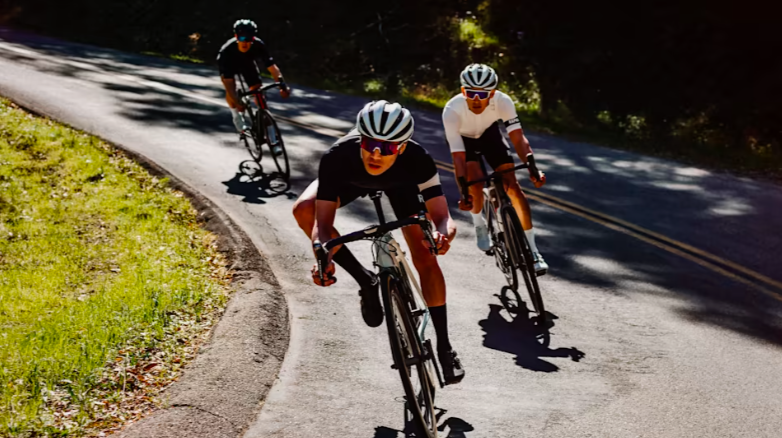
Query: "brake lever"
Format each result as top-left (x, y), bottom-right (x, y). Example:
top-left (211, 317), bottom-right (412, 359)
top-left (417, 213), bottom-right (438, 256)
top-left (313, 241), bottom-right (330, 286)
top-left (526, 153), bottom-right (541, 181)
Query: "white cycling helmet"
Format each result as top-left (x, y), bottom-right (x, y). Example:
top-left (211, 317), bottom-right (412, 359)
top-left (356, 100), bottom-right (414, 143)
top-left (460, 63), bottom-right (498, 90)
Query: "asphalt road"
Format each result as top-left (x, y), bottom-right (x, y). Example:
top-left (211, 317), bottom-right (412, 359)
top-left (2, 29), bottom-right (781, 437)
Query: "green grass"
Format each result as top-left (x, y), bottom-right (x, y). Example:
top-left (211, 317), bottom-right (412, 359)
top-left (0, 100), bottom-right (229, 436)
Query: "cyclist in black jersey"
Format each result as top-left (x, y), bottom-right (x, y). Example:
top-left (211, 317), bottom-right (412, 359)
top-left (291, 101), bottom-right (466, 385)
top-left (217, 19), bottom-right (291, 137)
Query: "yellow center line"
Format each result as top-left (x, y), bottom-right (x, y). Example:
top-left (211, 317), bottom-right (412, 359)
top-left (431, 158), bottom-right (782, 300)
top-left (526, 193), bottom-right (782, 303)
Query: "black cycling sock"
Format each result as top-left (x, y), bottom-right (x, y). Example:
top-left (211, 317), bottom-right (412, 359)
top-left (332, 246), bottom-right (374, 290)
top-left (429, 305), bottom-right (452, 354)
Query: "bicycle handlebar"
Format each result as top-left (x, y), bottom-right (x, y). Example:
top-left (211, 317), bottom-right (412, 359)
top-left (239, 82), bottom-right (285, 97)
top-left (459, 154), bottom-right (541, 202)
top-left (313, 212), bottom-right (437, 286)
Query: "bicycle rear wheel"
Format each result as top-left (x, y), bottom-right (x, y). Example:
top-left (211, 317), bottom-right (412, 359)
top-left (380, 272), bottom-right (437, 438)
top-left (501, 206), bottom-right (546, 321)
top-left (261, 110), bottom-right (290, 180)
top-left (484, 191), bottom-right (517, 290)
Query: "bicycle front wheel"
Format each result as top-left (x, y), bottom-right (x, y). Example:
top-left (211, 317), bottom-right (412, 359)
top-left (485, 191), bottom-right (517, 290)
top-left (243, 108), bottom-right (263, 163)
top-left (502, 206), bottom-right (546, 320)
top-left (261, 110), bottom-right (290, 180)
top-left (380, 272), bottom-right (437, 438)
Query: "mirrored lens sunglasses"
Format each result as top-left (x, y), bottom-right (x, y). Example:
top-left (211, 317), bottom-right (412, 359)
top-left (465, 89), bottom-right (491, 99)
top-left (360, 137), bottom-right (401, 156)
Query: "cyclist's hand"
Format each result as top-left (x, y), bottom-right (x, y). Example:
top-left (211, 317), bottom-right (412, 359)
top-left (529, 170), bottom-right (546, 188)
top-left (423, 231), bottom-right (451, 255)
top-left (311, 261), bottom-right (337, 287)
top-left (458, 194), bottom-right (473, 211)
top-left (280, 86), bottom-right (291, 99)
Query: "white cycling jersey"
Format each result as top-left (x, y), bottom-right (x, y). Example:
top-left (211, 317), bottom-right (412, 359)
top-left (442, 90), bottom-right (522, 153)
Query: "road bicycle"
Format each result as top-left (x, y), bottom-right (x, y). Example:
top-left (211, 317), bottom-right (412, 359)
top-left (464, 155), bottom-right (547, 327)
top-left (237, 82), bottom-right (290, 181)
top-left (315, 192), bottom-right (444, 437)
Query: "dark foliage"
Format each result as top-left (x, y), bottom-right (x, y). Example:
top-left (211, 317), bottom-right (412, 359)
top-left (6, 0), bottom-right (781, 164)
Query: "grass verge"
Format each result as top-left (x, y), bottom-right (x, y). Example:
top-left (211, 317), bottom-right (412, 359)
top-left (0, 99), bottom-right (231, 436)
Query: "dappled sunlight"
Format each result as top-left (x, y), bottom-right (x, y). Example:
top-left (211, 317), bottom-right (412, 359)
top-left (570, 254), bottom-right (650, 280)
top-left (545, 184), bottom-right (573, 192)
top-left (649, 181), bottom-right (703, 192)
top-left (675, 167), bottom-right (712, 178)
top-left (708, 198), bottom-right (754, 217)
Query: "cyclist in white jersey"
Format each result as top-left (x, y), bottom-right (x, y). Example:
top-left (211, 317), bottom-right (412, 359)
top-left (442, 63), bottom-right (549, 275)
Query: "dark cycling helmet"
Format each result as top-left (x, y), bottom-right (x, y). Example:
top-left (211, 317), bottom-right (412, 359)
top-left (233, 19), bottom-right (258, 41)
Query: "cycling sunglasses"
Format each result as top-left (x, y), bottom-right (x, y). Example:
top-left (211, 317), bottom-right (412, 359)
top-left (464, 89), bottom-right (491, 100)
top-left (360, 137), bottom-right (402, 156)
top-left (237, 35), bottom-right (254, 42)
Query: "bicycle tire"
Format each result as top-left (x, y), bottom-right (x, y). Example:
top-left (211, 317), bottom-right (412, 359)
top-left (261, 110), bottom-right (290, 180)
top-left (242, 107), bottom-right (264, 163)
top-left (501, 206), bottom-right (546, 320)
top-left (484, 192), bottom-right (517, 290)
top-left (380, 271), bottom-right (438, 438)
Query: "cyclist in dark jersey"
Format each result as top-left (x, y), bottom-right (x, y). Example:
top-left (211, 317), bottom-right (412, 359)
top-left (217, 19), bottom-right (291, 136)
top-left (292, 101), bottom-right (466, 385)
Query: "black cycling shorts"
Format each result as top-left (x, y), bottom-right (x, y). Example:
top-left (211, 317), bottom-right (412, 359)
top-left (463, 122), bottom-right (514, 169)
top-left (335, 183), bottom-right (427, 220)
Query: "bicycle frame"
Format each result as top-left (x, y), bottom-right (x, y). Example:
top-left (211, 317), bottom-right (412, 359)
top-left (315, 192), bottom-right (442, 384)
top-left (372, 232), bottom-right (430, 340)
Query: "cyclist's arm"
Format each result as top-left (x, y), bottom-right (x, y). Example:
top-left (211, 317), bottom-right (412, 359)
top-left (417, 164), bottom-right (456, 241)
top-left (314, 199), bottom-right (338, 251)
top-left (314, 153), bottom-right (343, 257)
top-left (498, 94), bottom-right (533, 161)
top-left (267, 64), bottom-right (284, 82)
top-left (425, 195), bottom-right (456, 242)
top-left (442, 107), bottom-right (469, 191)
top-left (253, 39), bottom-right (287, 85)
top-left (508, 129), bottom-right (533, 163)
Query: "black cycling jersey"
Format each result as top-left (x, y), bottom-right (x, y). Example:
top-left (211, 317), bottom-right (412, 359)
top-left (316, 133), bottom-right (443, 217)
top-left (217, 37), bottom-right (274, 86)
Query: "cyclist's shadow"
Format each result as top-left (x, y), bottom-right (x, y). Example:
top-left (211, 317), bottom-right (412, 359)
top-left (373, 413), bottom-right (475, 437)
top-left (221, 160), bottom-right (296, 203)
top-left (480, 287), bottom-right (585, 371)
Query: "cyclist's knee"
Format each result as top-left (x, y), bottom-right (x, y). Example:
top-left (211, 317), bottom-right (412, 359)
top-left (410, 249), bottom-right (439, 272)
top-left (292, 196), bottom-right (315, 227)
top-left (503, 175), bottom-right (524, 196)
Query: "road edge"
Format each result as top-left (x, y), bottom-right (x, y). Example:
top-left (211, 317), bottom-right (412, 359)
top-left (8, 99), bottom-right (290, 438)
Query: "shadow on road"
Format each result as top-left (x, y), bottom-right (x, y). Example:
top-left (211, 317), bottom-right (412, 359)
top-left (221, 160), bottom-right (296, 203)
top-left (373, 415), bottom-right (475, 438)
top-left (480, 292), bottom-right (585, 371)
